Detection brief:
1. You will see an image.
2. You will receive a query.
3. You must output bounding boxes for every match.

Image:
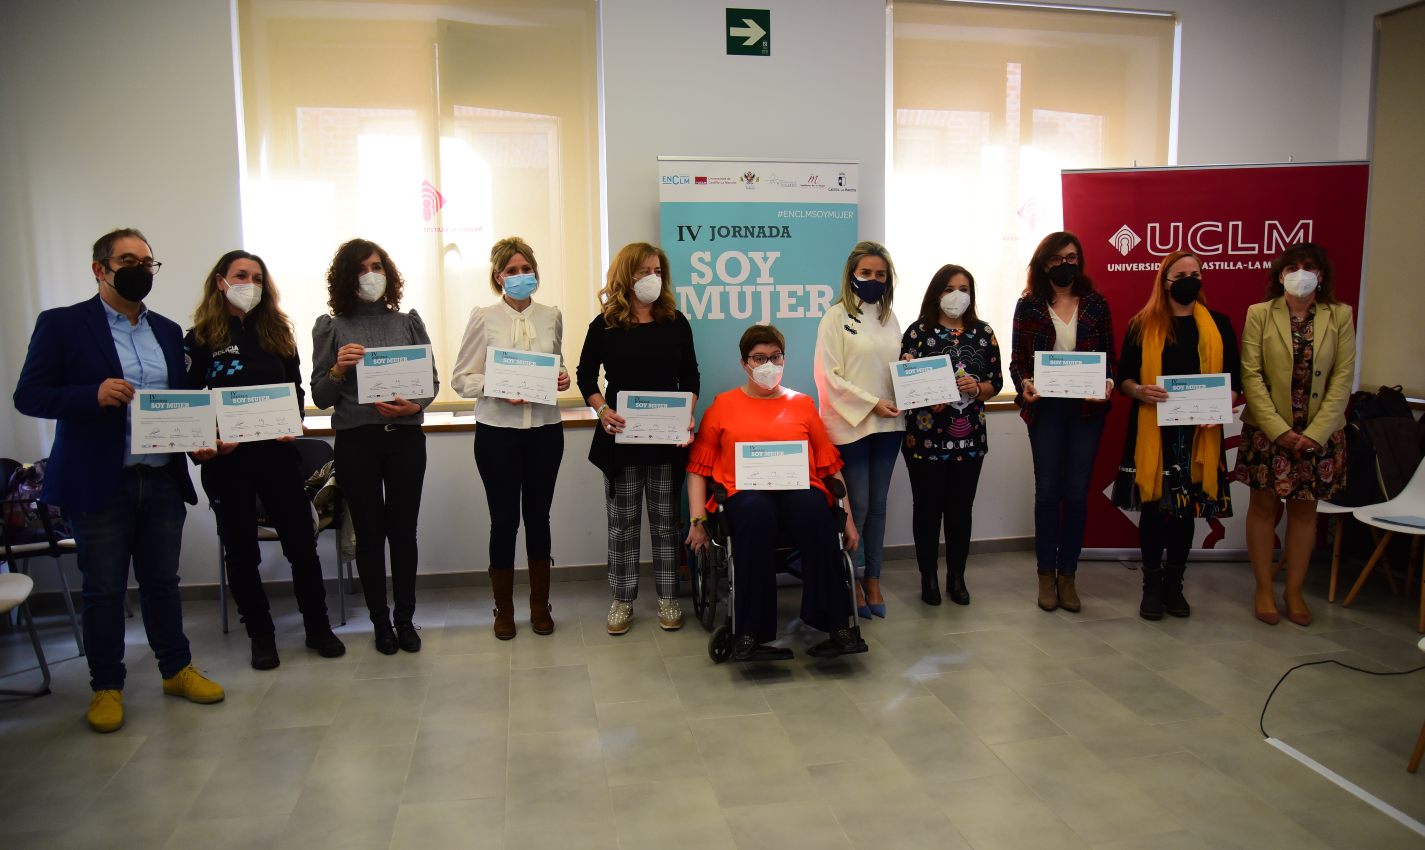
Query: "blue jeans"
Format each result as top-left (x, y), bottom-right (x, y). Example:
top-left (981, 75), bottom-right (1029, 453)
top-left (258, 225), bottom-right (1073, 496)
top-left (69, 465), bottom-right (191, 691)
top-left (1026, 400), bottom-right (1105, 575)
top-left (837, 431), bottom-right (901, 579)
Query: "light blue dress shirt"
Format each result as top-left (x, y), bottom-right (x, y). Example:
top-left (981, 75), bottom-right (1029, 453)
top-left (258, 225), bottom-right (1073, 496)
top-left (102, 298), bottom-right (171, 468)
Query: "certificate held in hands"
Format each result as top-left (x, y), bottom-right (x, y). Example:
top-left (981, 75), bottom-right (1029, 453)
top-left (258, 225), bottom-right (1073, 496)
top-left (484, 347), bottom-right (560, 405)
top-left (1157, 373), bottom-right (1233, 426)
top-left (890, 355), bottom-right (961, 410)
top-left (615, 391), bottom-right (692, 444)
top-left (132, 390), bottom-right (217, 454)
top-left (357, 345), bottom-right (434, 403)
top-left (215, 383), bottom-right (304, 443)
top-left (1034, 351), bottom-right (1107, 399)
top-left (734, 441), bottom-right (810, 491)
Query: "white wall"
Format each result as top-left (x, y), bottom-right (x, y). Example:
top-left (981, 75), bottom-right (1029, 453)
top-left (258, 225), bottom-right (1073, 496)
top-left (1, 0), bottom-right (1399, 591)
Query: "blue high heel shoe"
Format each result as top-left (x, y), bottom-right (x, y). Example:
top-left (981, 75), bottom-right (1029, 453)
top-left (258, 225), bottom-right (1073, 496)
top-left (869, 602), bottom-right (886, 618)
top-left (856, 582), bottom-right (872, 620)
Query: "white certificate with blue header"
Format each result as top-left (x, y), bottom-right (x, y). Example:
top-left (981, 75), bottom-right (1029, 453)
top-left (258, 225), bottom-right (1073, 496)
top-left (132, 390), bottom-right (217, 454)
top-left (484, 347), bottom-right (560, 405)
top-left (890, 355), bottom-right (961, 410)
top-left (356, 344), bottom-right (435, 404)
top-left (1157, 373), bottom-right (1233, 426)
top-left (214, 383), bottom-right (304, 443)
top-left (615, 391), bottom-right (693, 444)
top-left (734, 441), bottom-right (810, 491)
top-left (1034, 351), bottom-right (1108, 399)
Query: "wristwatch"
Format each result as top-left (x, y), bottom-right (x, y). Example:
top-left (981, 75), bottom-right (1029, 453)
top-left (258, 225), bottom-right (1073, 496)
top-left (327, 367), bottom-right (346, 383)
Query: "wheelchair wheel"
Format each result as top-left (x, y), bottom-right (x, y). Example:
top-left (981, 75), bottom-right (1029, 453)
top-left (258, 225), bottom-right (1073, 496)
top-left (692, 545), bottom-right (722, 632)
top-left (708, 624), bottom-right (734, 663)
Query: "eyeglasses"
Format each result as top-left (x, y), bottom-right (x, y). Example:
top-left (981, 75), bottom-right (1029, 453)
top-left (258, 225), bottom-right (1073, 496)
top-left (747, 353), bottom-right (785, 366)
top-left (107, 255), bottom-right (163, 274)
top-left (1046, 252), bottom-right (1079, 267)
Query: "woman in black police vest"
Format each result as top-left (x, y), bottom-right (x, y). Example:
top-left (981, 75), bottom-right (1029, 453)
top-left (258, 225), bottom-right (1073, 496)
top-left (184, 250), bottom-right (345, 669)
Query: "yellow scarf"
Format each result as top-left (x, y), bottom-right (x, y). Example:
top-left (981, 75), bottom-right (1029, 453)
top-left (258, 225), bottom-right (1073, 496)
top-left (1133, 301), bottom-right (1223, 503)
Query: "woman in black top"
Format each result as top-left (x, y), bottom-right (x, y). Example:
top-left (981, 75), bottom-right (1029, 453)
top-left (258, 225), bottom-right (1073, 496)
top-left (1114, 250), bottom-right (1240, 621)
top-left (184, 250), bottom-right (344, 669)
top-left (900, 265), bottom-right (1003, 607)
top-left (576, 242), bottom-right (699, 635)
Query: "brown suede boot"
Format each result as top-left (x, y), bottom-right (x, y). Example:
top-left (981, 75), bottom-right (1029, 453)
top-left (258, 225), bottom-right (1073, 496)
top-left (490, 568), bottom-right (516, 640)
top-left (1037, 571), bottom-right (1058, 612)
top-left (528, 559), bottom-right (555, 635)
top-left (1056, 573), bottom-right (1082, 613)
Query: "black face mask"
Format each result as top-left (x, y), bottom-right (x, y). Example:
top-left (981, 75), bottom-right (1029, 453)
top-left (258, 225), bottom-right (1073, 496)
top-left (1047, 262), bottom-right (1079, 288)
top-left (1168, 275), bottom-right (1202, 306)
top-left (110, 265), bottom-right (154, 303)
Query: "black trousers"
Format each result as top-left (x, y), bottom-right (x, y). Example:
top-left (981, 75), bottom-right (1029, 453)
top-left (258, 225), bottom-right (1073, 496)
top-left (473, 422), bottom-right (564, 570)
top-left (335, 424), bottom-right (427, 625)
top-left (201, 441), bottom-right (328, 637)
top-left (1138, 508), bottom-right (1194, 570)
top-left (905, 456), bottom-right (984, 580)
top-left (722, 488), bottom-right (850, 643)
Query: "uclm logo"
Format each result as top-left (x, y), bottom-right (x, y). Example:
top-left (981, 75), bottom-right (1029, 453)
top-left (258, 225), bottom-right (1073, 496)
top-left (421, 181), bottom-right (446, 222)
top-left (1111, 220), bottom-right (1313, 256)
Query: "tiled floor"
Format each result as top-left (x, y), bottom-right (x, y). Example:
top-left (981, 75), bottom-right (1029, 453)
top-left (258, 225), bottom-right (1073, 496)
top-left (1, 551), bottom-right (1422, 849)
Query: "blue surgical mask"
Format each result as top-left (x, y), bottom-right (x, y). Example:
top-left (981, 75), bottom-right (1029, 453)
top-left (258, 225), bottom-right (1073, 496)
top-left (502, 272), bottom-right (538, 300)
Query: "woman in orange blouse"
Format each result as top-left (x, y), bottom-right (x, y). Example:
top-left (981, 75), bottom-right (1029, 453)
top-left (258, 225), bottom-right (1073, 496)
top-left (686, 324), bottom-right (864, 661)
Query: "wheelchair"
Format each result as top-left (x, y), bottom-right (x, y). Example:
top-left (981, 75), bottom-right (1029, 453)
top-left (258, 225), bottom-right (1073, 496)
top-left (690, 476), bottom-right (865, 663)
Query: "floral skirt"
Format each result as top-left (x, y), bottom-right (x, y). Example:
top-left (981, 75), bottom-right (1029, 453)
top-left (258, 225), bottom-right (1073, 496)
top-left (1231, 423), bottom-right (1347, 501)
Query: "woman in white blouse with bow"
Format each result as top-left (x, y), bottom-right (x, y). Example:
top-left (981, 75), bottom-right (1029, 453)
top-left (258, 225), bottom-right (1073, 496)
top-left (452, 236), bottom-right (571, 641)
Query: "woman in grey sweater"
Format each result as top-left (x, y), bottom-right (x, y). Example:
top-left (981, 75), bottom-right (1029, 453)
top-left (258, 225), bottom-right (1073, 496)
top-left (311, 239), bottom-right (438, 655)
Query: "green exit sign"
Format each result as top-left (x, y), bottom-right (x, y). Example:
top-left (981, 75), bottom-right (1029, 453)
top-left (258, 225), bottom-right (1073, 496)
top-left (726, 8), bottom-right (770, 56)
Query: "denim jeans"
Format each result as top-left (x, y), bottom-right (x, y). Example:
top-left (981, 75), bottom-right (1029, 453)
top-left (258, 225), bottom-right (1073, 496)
top-left (1026, 399), bottom-right (1106, 575)
top-left (69, 465), bottom-right (191, 691)
top-left (837, 431), bottom-right (901, 579)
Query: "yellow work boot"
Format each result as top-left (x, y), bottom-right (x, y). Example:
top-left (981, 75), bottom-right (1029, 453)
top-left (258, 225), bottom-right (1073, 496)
top-left (161, 664), bottom-right (225, 704)
top-left (87, 689), bottom-right (124, 733)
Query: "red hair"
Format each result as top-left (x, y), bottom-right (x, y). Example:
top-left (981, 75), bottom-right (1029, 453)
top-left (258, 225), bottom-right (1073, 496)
top-left (1129, 250), bottom-right (1207, 345)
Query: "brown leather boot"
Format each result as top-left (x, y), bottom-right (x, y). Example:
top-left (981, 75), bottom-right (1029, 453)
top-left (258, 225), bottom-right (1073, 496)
top-left (528, 559), bottom-right (555, 635)
top-left (1037, 571), bottom-right (1058, 612)
top-left (490, 568), bottom-right (516, 640)
top-left (1056, 573), bottom-right (1082, 613)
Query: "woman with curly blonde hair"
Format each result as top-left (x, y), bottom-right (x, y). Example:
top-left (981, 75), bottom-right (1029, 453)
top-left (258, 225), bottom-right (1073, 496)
top-left (576, 242), bottom-right (699, 634)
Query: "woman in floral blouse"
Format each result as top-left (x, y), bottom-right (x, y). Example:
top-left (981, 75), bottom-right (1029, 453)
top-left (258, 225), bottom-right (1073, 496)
top-left (900, 265), bottom-right (1003, 606)
top-left (1233, 243), bottom-right (1354, 627)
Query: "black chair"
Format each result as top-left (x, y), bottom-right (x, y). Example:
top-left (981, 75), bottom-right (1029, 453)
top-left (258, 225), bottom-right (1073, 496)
top-left (214, 438), bottom-right (354, 633)
top-left (1, 457), bottom-right (84, 655)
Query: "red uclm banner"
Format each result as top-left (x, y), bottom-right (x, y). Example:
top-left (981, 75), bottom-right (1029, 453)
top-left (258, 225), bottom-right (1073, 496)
top-left (1062, 162), bottom-right (1369, 551)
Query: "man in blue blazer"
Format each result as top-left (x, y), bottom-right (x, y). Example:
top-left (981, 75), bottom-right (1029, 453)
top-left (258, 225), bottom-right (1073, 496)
top-left (13, 228), bottom-right (224, 733)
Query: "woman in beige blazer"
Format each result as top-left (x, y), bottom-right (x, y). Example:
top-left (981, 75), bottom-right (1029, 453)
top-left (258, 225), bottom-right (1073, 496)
top-left (1233, 243), bottom-right (1355, 627)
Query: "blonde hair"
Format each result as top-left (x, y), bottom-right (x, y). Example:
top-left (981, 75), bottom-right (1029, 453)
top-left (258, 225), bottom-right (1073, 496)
top-left (489, 236), bottom-right (538, 295)
top-left (600, 242), bottom-right (676, 329)
top-left (838, 240), bottom-right (896, 323)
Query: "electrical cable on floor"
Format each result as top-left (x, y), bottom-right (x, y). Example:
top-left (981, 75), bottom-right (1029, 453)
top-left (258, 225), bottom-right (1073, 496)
top-left (1259, 658), bottom-right (1425, 738)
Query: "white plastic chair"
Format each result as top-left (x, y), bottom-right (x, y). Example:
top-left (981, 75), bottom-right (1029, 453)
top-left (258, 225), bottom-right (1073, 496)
top-left (0, 572), bottom-right (52, 697)
top-left (1344, 463), bottom-right (1425, 633)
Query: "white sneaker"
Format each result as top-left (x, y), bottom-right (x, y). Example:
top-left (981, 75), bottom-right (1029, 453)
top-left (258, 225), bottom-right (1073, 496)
top-left (657, 597), bottom-right (684, 631)
top-left (607, 601), bottom-right (633, 635)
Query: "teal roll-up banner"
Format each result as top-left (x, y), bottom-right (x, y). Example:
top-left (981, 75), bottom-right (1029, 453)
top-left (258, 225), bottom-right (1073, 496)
top-left (658, 158), bottom-right (859, 417)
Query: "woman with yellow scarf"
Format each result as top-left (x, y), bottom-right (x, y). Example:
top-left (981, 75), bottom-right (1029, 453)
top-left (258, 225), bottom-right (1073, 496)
top-left (1113, 251), bottom-right (1240, 620)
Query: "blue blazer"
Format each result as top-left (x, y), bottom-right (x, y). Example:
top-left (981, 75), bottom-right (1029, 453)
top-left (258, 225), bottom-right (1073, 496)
top-left (12, 294), bottom-right (197, 514)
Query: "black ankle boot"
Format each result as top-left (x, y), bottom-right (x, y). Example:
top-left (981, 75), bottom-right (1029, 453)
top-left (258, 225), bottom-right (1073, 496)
top-left (920, 571), bottom-right (942, 606)
top-left (373, 621), bottom-right (398, 655)
top-left (250, 634), bottom-right (280, 670)
top-left (1139, 567), bottom-right (1165, 621)
top-left (947, 571), bottom-right (970, 606)
top-left (1163, 564), bottom-right (1191, 618)
top-left (395, 622), bottom-right (422, 652)
top-left (304, 619), bottom-right (346, 658)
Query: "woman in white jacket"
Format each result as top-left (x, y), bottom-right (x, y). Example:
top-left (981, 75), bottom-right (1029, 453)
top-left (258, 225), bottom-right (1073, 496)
top-left (814, 241), bottom-right (905, 618)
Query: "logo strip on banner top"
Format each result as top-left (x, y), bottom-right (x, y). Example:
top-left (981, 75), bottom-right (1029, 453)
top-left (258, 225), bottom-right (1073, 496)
top-left (657, 157), bottom-right (859, 204)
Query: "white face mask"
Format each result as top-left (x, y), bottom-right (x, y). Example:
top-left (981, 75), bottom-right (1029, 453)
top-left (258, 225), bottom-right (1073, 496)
top-left (357, 271), bottom-right (387, 303)
top-left (1282, 269), bottom-right (1319, 298)
top-left (632, 273), bottom-right (663, 304)
top-left (749, 361), bottom-right (783, 390)
top-left (222, 279), bottom-right (263, 314)
top-left (940, 290), bottom-right (971, 319)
